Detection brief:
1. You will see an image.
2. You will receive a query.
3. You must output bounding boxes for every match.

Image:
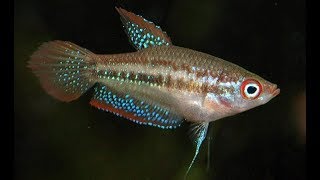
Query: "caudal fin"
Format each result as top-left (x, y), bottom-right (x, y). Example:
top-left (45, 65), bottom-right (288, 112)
top-left (28, 40), bottom-right (97, 102)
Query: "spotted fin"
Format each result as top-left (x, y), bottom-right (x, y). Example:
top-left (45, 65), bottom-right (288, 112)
top-left (90, 84), bottom-right (183, 129)
top-left (115, 7), bottom-right (172, 50)
top-left (185, 122), bottom-right (209, 179)
top-left (28, 41), bottom-right (96, 102)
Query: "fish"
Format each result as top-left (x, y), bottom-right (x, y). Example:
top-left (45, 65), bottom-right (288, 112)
top-left (27, 7), bottom-right (280, 178)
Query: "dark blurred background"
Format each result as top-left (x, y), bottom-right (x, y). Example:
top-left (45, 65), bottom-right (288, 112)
top-left (14, 0), bottom-right (305, 179)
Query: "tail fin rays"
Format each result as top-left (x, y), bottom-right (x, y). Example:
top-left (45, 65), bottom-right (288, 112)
top-left (28, 40), bottom-right (97, 102)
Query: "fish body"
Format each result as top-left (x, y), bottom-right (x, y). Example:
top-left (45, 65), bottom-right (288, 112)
top-left (28, 7), bottom-right (280, 177)
top-left (93, 45), bottom-right (278, 124)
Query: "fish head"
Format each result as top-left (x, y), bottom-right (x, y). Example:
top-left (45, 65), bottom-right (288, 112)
top-left (205, 71), bottom-right (280, 120)
top-left (220, 71), bottom-right (280, 114)
top-left (233, 75), bottom-right (280, 112)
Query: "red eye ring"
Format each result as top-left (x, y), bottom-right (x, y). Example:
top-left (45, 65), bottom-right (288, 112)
top-left (240, 79), bottom-right (262, 99)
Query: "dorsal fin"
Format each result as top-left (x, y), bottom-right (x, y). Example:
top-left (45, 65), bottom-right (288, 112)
top-left (185, 122), bottom-right (209, 179)
top-left (115, 7), bottom-right (172, 50)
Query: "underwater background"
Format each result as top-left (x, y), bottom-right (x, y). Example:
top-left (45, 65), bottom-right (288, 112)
top-left (14, 0), bottom-right (305, 179)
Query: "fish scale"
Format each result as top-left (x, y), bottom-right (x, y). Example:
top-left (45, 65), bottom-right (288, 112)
top-left (95, 45), bottom-right (244, 94)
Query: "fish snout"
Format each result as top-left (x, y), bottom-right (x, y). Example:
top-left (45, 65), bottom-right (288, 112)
top-left (268, 84), bottom-right (280, 97)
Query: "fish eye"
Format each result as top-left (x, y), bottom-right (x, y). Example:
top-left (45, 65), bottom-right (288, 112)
top-left (241, 79), bottom-right (262, 99)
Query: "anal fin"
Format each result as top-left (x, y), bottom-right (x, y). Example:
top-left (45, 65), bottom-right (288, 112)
top-left (90, 84), bottom-right (184, 129)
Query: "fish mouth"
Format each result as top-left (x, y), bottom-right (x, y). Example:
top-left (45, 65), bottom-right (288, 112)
top-left (272, 86), bottom-right (280, 97)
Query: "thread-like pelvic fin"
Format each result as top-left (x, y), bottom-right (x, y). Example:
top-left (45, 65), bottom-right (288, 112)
top-left (185, 122), bottom-right (209, 179)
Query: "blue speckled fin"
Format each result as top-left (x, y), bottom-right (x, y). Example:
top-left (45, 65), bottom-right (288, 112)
top-left (115, 7), bottom-right (172, 50)
top-left (90, 84), bottom-right (183, 129)
top-left (185, 122), bottom-right (209, 179)
top-left (28, 40), bottom-right (96, 102)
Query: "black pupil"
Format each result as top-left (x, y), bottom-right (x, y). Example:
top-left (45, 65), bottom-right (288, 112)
top-left (247, 86), bottom-right (257, 94)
